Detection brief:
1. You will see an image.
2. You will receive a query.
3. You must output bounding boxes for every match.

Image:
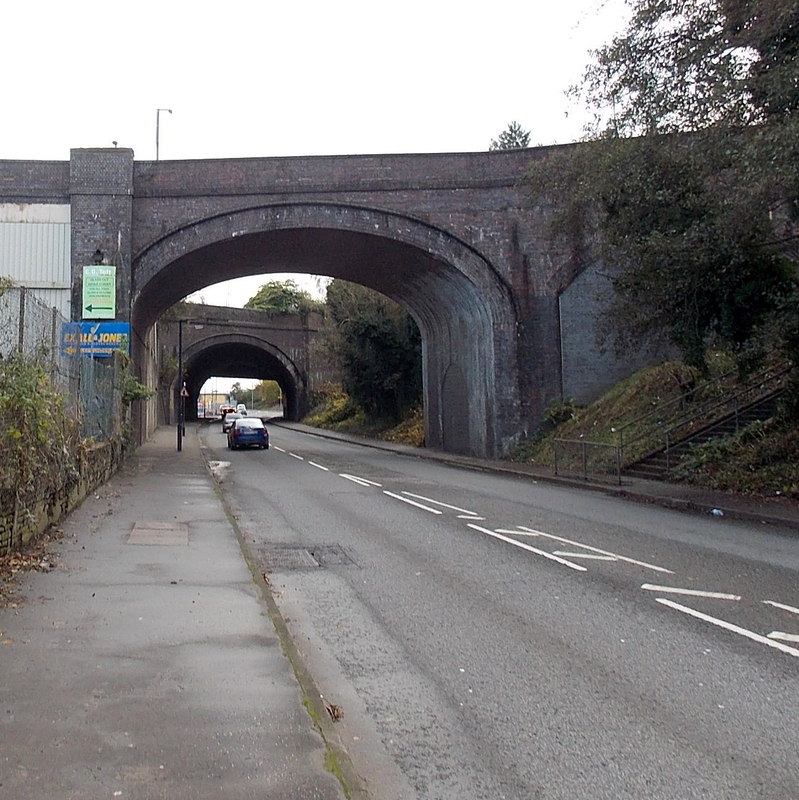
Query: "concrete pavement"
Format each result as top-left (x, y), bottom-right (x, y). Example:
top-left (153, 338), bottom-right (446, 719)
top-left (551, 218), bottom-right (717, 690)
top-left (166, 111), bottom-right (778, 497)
top-left (0, 426), bottom-right (354, 800)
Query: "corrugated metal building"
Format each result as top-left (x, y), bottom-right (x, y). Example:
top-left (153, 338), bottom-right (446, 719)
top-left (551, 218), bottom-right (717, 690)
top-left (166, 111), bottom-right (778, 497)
top-left (0, 203), bottom-right (71, 318)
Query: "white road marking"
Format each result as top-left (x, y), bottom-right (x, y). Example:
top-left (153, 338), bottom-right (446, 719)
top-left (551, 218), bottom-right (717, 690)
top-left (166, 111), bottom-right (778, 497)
top-left (655, 598), bottom-right (799, 658)
top-left (642, 584), bottom-right (741, 601)
top-left (340, 474), bottom-right (382, 487)
top-left (510, 527), bottom-right (673, 573)
top-left (468, 524), bottom-right (587, 572)
top-left (458, 515), bottom-right (485, 520)
top-left (763, 600), bottom-right (799, 616)
top-left (553, 552), bottom-right (617, 561)
top-left (289, 452), bottom-right (304, 460)
top-left (384, 491), bottom-right (442, 514)
top-left (273, 446), bottom-right (286, 453)
top-left (401, 492), bottom-right (477, 515)
top-left (308, 461), bottom-right (329, 471)
top-left (767, 631), bottom-right (799, 643)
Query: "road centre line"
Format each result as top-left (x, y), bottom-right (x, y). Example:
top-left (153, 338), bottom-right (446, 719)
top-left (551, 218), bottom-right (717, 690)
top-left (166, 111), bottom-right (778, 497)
top-left (768, 631), bottom-right (799, 643)
top-left (655, 598), bottom-right (799, 658)
top-left (764, 600), bottom-right (799, 616)
top-left (340, 474), bottom-right (382, 487)
top-left (289, 452), bottom-right (304, 460)
top-left (273, 446), bottom-right (286, 453)
top-left (468, 524), bottom-right (587, 572)
top-left (384, 491), bottom-right (442, 514)
top-left (400, 492), bottom-right (477, 515)
top-left (642, 584), bottom-right (741, 601)
top-left (509, 526), bottom-right (673, 573)
top-left (308, 461), bottom-right (329, 471)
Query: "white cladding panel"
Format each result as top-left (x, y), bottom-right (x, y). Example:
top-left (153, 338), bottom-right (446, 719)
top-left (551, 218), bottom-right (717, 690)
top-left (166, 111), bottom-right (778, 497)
top-left (0, 204), bottom-right (71, 318)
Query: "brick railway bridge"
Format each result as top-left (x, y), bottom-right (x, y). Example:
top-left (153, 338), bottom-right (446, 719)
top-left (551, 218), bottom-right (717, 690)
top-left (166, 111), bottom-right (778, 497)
top-left (0, 147), bottom-right (652, 457)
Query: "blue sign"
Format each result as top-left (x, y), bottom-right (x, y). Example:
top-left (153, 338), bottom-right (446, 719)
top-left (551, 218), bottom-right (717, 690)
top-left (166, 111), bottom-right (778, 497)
top-left (61, 322), bottom-right (130, 357)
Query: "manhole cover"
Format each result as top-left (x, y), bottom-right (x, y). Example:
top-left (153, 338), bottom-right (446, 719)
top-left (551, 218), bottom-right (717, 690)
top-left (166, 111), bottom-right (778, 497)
top-left (128, 521), bottom-right (188, 546)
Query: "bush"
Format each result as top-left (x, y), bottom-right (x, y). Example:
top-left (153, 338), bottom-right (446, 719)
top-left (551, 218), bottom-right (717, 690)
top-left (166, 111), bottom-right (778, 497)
top-left (0, 353), bottom-right (82, 529)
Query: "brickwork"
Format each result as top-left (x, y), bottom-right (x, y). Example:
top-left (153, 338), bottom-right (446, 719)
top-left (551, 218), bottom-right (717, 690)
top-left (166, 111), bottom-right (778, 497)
top-left (1, 147), bottom-right (636, 458)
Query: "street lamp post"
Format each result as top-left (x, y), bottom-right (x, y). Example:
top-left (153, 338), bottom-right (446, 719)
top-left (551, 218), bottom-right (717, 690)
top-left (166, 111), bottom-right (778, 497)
top-left (177, 319), bottom-right (184, 451)
top-left (156, 108), bottom-right (172, 160)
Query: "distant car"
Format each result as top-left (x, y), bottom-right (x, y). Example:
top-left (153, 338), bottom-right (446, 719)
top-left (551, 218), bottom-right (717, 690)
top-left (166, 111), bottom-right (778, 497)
top-left (236, 403), bottom-right (247, 414)
top-left (221, 412), bottom-right (241, 433)
top-left (227, 417), bottom-right (269, 450)
top-left (219, 405), bottom-right (235, 418)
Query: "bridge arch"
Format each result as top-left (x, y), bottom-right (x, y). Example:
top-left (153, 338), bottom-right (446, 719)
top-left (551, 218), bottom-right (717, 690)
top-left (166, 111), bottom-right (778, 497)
top-left (179, 332), bottom-right (305, 422)
top-left (132, 203), bottom-right (521, 457)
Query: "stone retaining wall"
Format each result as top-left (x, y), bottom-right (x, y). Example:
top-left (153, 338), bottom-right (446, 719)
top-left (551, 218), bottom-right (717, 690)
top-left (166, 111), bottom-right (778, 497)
top-left (0, 440), bottom-right (123, 554)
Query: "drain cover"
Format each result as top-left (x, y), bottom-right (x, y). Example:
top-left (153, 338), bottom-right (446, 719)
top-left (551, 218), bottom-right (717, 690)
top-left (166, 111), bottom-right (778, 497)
top-left (258, 543), bottom-right (354, 572)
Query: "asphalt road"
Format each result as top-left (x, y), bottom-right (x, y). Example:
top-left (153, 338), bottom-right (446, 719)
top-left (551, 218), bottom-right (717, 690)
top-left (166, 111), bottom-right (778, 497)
top-left (200, 423), bottom-right (799, 800)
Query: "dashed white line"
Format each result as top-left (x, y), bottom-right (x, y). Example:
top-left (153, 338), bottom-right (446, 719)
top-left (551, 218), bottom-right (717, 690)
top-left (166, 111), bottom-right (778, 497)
top-left (510, 527), bottom-right (673, 573)
top-left (400, 492), bottom-right (477, 515)
top-left (289, 452), bottom-right (304, 460)
top-left (468, 524), bottom-right (587, 572)
top-left (308, 461), bottom-right (329, 471)
top-left (273, 446), bottom-right (286, 453)
top-left (642, 584), bottom-right (741, 601)
top-left (384, 491), bottom-right (442, 514)
top-left (655, 598), bottom-right (799, 657)
top-left (763, 600), bottom-right (799, 616)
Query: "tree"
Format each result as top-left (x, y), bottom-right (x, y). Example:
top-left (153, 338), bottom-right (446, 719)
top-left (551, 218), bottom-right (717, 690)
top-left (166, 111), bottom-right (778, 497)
top-left (534, 0), bottom-right (799, 377)
top-left (244, 279), bottom-right (323, 316)
top-left (489, 121), bottom-right (531, 150)
top-left (324, 280), bottom-right (422, 421)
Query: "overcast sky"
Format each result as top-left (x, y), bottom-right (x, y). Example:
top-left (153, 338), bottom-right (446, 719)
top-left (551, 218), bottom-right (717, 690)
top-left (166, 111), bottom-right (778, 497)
top-left (6, 0), bottom-right (628, 392)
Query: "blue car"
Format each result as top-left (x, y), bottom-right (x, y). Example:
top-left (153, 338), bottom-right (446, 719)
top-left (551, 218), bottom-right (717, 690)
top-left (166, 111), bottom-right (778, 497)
top-left (227, 417), bottom-right (269, 450)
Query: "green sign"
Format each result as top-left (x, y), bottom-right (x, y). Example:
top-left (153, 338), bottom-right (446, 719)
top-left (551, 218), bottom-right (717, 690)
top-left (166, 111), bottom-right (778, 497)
top-left (82, 265), bottom-right (116, 319)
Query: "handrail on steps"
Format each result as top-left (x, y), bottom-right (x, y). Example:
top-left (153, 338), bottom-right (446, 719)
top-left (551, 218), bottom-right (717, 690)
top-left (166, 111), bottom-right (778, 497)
top-left (552, 362), bottom-right (792, 484)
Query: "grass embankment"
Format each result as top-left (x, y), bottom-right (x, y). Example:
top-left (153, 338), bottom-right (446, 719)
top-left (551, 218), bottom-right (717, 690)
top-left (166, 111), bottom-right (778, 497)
top-left (302, 384), bottom-right (424, 446)
top-left (513, 353), bottom-right (799, 499)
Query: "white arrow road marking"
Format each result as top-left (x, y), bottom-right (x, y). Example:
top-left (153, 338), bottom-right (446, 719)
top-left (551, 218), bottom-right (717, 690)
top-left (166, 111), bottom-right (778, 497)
top-left (509, 527), bottom-right (673, 573)
top-left (767, 631), bottom-right (799, 643)
top-left (400, 492), bottom-right (477, 515)
top-left (553, 552), bottom-right (617, 561)
top-left (383, 491), bottom-right (442, 514)
top-left (763, 600), bottom-right (799, 615)
top-left (655, 598), bottom-right (799, 658)
top-left (642, 584), bottom-right (741, 601)
top-left (340, 474), bottom-right (382, 487)
top-left (468, 524), bottom-right (587, 572)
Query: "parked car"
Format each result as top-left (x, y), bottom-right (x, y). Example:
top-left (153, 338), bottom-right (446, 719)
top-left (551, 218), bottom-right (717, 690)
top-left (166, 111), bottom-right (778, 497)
top-left (221, 411), bottom-right (241, 433)
top-left (227, 417), bottom-right (269, 450)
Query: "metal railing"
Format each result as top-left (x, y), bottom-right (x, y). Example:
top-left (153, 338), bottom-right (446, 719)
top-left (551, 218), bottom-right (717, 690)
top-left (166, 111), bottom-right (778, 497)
top-left (553, 362), bottom-right (792, 483)
top-left (0, 285), bottom-right (121, 441)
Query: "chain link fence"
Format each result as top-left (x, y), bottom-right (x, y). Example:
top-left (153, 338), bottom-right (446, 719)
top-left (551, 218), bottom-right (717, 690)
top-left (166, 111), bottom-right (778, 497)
top-left (0, 285), bottom-right (121, 441)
